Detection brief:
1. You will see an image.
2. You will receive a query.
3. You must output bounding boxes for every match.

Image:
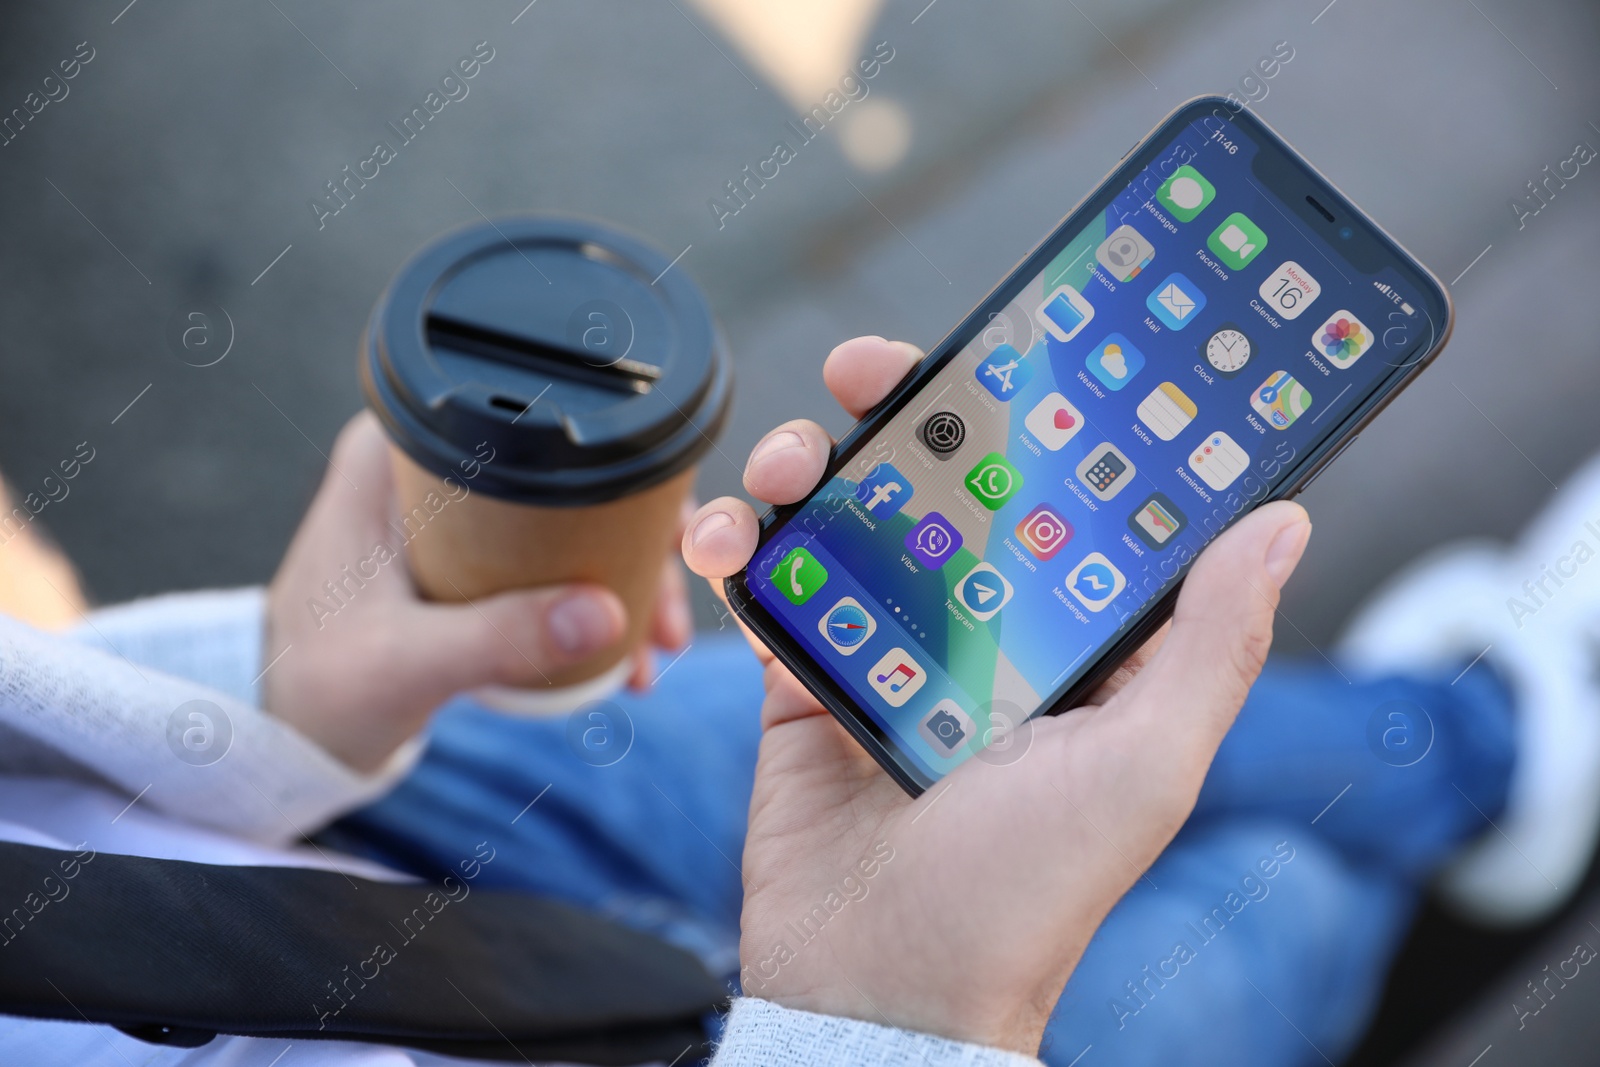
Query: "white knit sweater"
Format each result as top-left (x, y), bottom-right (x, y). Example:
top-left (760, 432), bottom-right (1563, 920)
top-left (0, 587), bottom-right (1039, 1066)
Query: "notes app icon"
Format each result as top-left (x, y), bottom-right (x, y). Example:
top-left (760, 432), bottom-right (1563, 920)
top-left (867, 648), bottom-right (927, 707)
top-left (1137, 382), bottom-right (1197, 441)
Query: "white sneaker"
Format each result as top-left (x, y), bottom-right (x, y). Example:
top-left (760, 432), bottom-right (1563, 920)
top-left (1338, 453), bottom-right (1600, 926)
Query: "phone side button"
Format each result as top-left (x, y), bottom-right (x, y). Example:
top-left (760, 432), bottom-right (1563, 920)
top-left (1289, 434), bottom-right (1358, 497)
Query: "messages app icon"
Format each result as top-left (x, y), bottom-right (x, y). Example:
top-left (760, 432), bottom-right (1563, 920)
top-left (1156, 165), bottom-right (1216, 223)
top-left (1146, 273), bottom-right (1207, 331)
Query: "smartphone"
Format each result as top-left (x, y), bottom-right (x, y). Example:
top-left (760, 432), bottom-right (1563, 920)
top-left (725, 96), bottom-right (1452, 795)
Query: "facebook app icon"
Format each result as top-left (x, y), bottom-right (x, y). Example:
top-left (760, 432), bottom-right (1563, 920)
top-left (855, 462), bottom-right (912, 518)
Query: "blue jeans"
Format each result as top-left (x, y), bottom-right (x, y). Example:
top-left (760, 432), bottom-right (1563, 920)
top-left (324, 639), bottom-right (1514, 1066)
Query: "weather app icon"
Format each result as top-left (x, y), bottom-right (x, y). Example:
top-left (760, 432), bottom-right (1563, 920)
top-left (1066, 553), bottom-right (1126, 612)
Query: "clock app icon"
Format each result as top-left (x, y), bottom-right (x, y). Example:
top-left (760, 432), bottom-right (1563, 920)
top-left (819, 596), bottom-right (877, 656)
top-left (1203, 324), bottom-right (1253, 377)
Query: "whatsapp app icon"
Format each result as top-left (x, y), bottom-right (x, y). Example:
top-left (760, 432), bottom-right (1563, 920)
top-left (964, 452), bottom-right (1023, 511)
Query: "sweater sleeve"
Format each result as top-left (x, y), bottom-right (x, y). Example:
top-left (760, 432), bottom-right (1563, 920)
top-left (710, 998), bottom-right (1044, 1067)
top-left (0, 588), bottom-right (421, 846)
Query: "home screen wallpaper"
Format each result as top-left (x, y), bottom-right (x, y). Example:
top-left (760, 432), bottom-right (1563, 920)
top-left (751, 110), bottom-right (1430, 782)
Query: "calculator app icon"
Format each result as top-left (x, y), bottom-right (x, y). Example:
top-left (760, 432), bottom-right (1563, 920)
top-left (1075, 443), bottom-right (1137, 501)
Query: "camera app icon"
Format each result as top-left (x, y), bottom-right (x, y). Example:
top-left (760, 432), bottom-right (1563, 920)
top-left (1015, 503), bottom-right (1074, 561)
top-left (918, 699), bottom-right (976, 757)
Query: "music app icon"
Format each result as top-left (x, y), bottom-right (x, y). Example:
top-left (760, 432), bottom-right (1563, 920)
top-left (867, 647), bottom-right (927, 707)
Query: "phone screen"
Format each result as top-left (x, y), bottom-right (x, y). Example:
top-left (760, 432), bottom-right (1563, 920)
top-left (741, 102), bottom-right (1444, 788)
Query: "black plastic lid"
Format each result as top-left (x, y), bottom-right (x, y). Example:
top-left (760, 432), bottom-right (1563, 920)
top-left (361, 216), bottom-right (732, 506)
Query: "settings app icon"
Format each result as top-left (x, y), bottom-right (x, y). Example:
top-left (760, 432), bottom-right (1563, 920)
top-left (919, 411), bottom-right (965, 457)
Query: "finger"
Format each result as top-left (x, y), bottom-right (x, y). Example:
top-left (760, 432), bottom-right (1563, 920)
top-left (408, 583), bottom-right (628, 694)
top-left (625, 644), bottom-right (654, 692)
top-left (822, 336), bottom-right (923, 418)
top-left (1108, 501), bottom-right (1311, 763)
top-left (648, 559), bottom-right (692, 651)
top-left (1082, 621), bottom-right (1170, 706)
top-left (742, 419), bottom-right (833, 504)
top-left (682, 497), bottom-right (761, 580)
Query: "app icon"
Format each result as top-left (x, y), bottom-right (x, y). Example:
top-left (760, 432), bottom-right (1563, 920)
top-left (919, 411), bottom-right (966, 457)
top-left (964, 452), bottom-right (1023, 510)
top-left (919, 699), bottom-right (976, 756)
top-left (1258, 261), bottom-right (1321, 320)
top-left (976, 343), bottom-right (1035, 401)
top-left (1086, 333), bottom-right (1146, 391)
top-left (1206, 212), bottom-right (1268, 271)
top-left (1015, 503), bottom-right (1074, 561)
top-left (855, 462), bottom-right (912, 518)
top-left (868, 647), bottom-right (926, 707)
top-left (1129, 493), bottom-right (1186, 549)
top-left (1137, 382), bottom-right (1197, 441)
top-left (1156, 165), bottom-right (1216, 223)
top-left (1024, 392), bottom-right (1085, 451)
top-left (1066, 553), bottom-right (1126, 612)
top-left (1251, 371), bottom-right (1313, 430)
top-left (1036, 284), bottom-right (1096, 343)
top-left (1203, 324), bottom-right (1254, 377)
top-left (905, 512), bottom-right (964, 569)
top-left (1314, 310), bottom-right (1374, 368)
top-left (771, 545), bottom-right (827, 606)
top-left (1146, 272), bottom-right (1207, 331)
top-left (955, 562), bottom-right (1014, 622)
top-left (1188, 431), bottom-right (1250, 491)
top-left (1075, 442), bottom-right (1137, 501)
top-left (1095, 224), bottom-right (1156, 282)
top-left (819, 596), bottom-right (877, 655)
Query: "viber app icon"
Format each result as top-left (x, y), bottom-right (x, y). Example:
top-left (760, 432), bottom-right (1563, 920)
top-left (855, 462), bottom-right (912, 518)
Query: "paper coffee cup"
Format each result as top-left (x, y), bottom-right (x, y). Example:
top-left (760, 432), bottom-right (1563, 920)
top-left (360, 217), bottom-right (732, 713)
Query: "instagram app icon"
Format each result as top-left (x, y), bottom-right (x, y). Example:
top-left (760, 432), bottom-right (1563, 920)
top-left (1016, 503), bottom-right (1074, 561)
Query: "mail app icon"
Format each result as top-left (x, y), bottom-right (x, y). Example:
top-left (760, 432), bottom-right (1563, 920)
top-left (1146, 272), bottom-right (1207, 331)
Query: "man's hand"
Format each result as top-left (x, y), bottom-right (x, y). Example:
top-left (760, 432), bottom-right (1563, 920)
top-left (683, 336), bottom-right (1312, 1054)
top-left (265, 412), bottom-right (691, 773)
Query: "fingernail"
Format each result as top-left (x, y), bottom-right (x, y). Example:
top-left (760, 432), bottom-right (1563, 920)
top-left (1264, 519), bottom-right (1312, 589)
top-left (748, 431), bottom-right (805, 466)
top-left (548, 592), bottom-right (619, 657)
top-left (689, 509), bottom-right (734, 547)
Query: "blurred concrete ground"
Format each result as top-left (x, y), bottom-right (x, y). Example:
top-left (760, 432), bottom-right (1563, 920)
top-left (0, 0), bottom-right (1597, 1062)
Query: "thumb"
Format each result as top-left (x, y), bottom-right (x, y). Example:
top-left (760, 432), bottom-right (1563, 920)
top-left (1109, 500), bottom-right (1311, 758)
top-left (404, 583), bottom-right (628, 695)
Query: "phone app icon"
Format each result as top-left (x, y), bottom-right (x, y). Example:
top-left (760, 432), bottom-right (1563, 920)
top-left (1066, 553), bottom-right (1126, 612)
top-left (1156, 165), bottom-right (1216, 223)
top-left (976, 343), bottom-right (1034, 401)
top-left (1314, 310), bottom-right (1374, 369)
top-left (954, 562), bottom-right (1014, 621)
top-left (868, 647), bottom-right (926, 707)
top-left (905, 512), bottom-right (964, 569)
top-left (1036, 284), bottom-right (1096, 343)
top-left (1251, 371), bottom-right (1313, 430)
top-left (919, 698), bottom-right (976, 756)
top-left (1024, 392), bottom-right (1085, 451)
top-left (1095, 224), bottom-right (1155, 282)
top-left (1258, 261), bottom-right (1321, 320)
top-left (771, 545), bottom-right (827, 606)
top-left (1086, 333), bottom-right (1146, 391)
top-left (1146, 272), bottom-right (1207, 331)
top-left (819, 596), bottom-right (877, 655)
top-left (1188, 431), bottom-right (1250, 491)
top-left (919, 411), bottom-right (966, 457)
top-left (1137, 382), bottom-right (1197, 441)
top-left (855, 462), bottom-right (912, 518)
top-left (1206, 212), bottom-right (1268, 271)
top-left (1129, 493), bottom-right (1186, 549)
top-left (964, 452), bottom-right (1023, 510)
top-left (1016, 503), bottom-right (1074, 561)
top-left (1075, 442), bottom-right (1136, 502)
